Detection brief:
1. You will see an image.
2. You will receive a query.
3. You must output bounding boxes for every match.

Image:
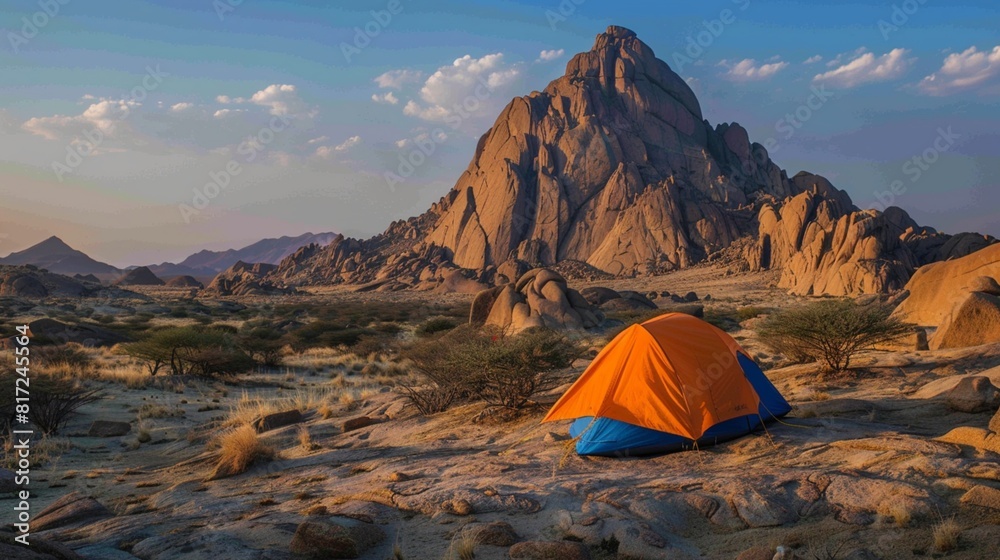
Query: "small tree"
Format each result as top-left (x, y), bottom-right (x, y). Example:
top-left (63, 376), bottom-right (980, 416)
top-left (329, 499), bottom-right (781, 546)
top-left (402, 326), bottom-right (579, 416)
top-left (758, 299), bottom-right (912, 372)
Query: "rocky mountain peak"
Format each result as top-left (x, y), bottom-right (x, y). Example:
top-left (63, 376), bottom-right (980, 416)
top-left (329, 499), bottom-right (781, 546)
top-left (263, 25), bottom-right (994, 295)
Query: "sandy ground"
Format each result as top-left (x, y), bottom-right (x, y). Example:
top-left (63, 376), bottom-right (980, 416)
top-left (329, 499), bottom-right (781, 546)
top-left (5, 267), bottom-right (1000, 559)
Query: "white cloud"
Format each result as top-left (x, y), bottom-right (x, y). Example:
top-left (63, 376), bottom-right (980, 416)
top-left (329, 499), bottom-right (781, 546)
top-left (170, 102), bottom-right (194, 112)
top-left (720, 58), bottom-right (789, 81)
top-left (307, 136), bottom-right (329, 144)
top-left (216, 95), bottom-right (248, 104)
top-left (22, 98), bottom-right (138, 141)
top-left (249, 84), bottom-right (310, 117)
top-left (374, 69), bottom-right (424, 89)
top-left (212, 108), bottom-right (244, 118)
top-left (394, 138), bottom-right (411, 148)
top-left (804, 55), bottom-right (823, 65)
top-left (918, 45), bottom-right (1000, 95)
top-left (327, 135), bottom-right (362, 153)
top-left (813, 48), bottom-right (912, 87)
top-left (372, 92), bottom-right (399, 105)
top-left (536, 49), bottom-right (565, 63)
top-left (403, 53), bottom-right (522, 124)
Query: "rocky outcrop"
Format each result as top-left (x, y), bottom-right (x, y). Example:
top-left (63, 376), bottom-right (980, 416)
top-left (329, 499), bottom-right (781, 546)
top-left (474, 268), bottom-right (602, 333)
top-left (260, 25), bottom-right (993, 296)
top-left (743, 179), bottom-right (994, 296)
top-left (894, 244), bottom-right (1000, 327)
top-left (203, 261), bottom-right (292, 297)
top-left (931, 291), bottom-right (1000, 350)
top-left (421, 26), bottom-right (794, 276)
top-left (1, 265), bottom-right (85, 298)
top-left (115, 266), bottom-right (164, 286)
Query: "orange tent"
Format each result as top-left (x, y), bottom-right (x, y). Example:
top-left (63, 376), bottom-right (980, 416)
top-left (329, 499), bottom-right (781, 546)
top-left (543, 313), bottom-right (773, 444)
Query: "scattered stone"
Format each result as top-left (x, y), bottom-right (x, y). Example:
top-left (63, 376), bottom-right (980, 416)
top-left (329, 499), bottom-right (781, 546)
top-left (289, 519), bottom-right (385, 559)
top-left (343, 416), bottom-right (379, 432)
top-left (87, 420), bottom-right (131, 438)
top-left (683, 291), bottom-right (698, 302)
top-left (252, 409), bottom-right (302, 432)
top-left (946, 376), bottom-right (1000, 413)
top-left (468, 521), bottom-right (519, 546)
top-left (441, 498), bottom-right (474, 516)
top-left (509, 540), bottom-right (591, 560)
top-left (33, 492), bottom-right (112, 532)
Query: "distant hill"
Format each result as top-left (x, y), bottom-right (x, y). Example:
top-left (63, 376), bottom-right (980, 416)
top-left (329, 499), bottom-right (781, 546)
top-left (115, 266), bottom-right (165, 286)
top-left (0, 236), bottom-right (121, 281)
top-left (148, 232), bottom-right (337, 279)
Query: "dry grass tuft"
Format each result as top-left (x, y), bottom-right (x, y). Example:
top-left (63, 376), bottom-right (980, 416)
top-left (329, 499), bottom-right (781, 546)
top-left (877, 501), bottom-right (912, 527)
top-left (932, 517), bottom-right (961, 552)
top-left (207, 425), bottom-right (275, 480)
top-left (444, 530), bottom-right (477, 560)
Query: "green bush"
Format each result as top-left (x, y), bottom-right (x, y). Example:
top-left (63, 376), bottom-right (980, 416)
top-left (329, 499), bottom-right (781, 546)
top-left (758, 299), bottom-right (911, 372)
top-left (402, 326), bottom-right (579, 415)
top-left (120, 326), bottom-right (255, 377)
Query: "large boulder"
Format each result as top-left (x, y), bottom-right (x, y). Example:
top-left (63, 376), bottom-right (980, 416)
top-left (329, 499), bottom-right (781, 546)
top-left (289, 519), bottom-right (385, 559)
top-left (945, 377), bottom-right (1000, 413)
top-left (930, 291), bottom-right (1000, 349)
top-left (894, 244), bottom-right (1000, 327)
top-left (478, 268), bottom-right (602, 333)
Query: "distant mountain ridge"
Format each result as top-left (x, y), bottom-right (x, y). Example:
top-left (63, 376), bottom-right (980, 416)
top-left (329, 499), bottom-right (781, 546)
top-left (148, 232), bottom-right (338, 279)
top-left (0, 236), bottom-right (121, 281)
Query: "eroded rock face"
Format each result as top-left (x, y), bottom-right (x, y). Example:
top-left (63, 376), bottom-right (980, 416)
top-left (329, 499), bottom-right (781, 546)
top-left (477, 268), bottom-right (602, 333)
top-left (931, 291), bottom-right (1000, 350)
top-left (259, 26), bottom-right (993, 296)
top-left (744, 183), bottom-right (994, 296)
top-left (421, 26), bottom-right (794, 277)
top-left (202, 261), bottom-right (291, 297)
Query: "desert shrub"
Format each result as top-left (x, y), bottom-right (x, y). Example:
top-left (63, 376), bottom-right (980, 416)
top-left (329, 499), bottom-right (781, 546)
top-left (415, 317), bottom-right (458, 337)
top-left (33, 343), bottom-right (94, 371)
top-left (350, 334), bottom-right (394, 358)
top-left (0, 372), bottom-right (100, 435)
top-left (208, 425), bottom-right (275, 480)
top-left (703, 307), bottom-right (741, 332)
top-left (236, 326), bottom-right (285, 367)
top-left (120, 326), bottom-right (255, 377)
top-left (758, 299), bottom-right (911, 372)
top-left (289, 320), bottom-right (373, 349)
top-left (736, 306), bottom-right (768, 321)
top-left (403, 326), bottom-right (579, 415)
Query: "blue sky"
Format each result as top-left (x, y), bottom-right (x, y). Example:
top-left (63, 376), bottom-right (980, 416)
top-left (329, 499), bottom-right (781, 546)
top-left (0, 0), bottom-right (998, 265)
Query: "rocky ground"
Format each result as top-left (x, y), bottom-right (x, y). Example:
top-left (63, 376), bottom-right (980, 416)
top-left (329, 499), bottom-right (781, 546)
top-left (3, 266), bottom-right (1000, 559)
